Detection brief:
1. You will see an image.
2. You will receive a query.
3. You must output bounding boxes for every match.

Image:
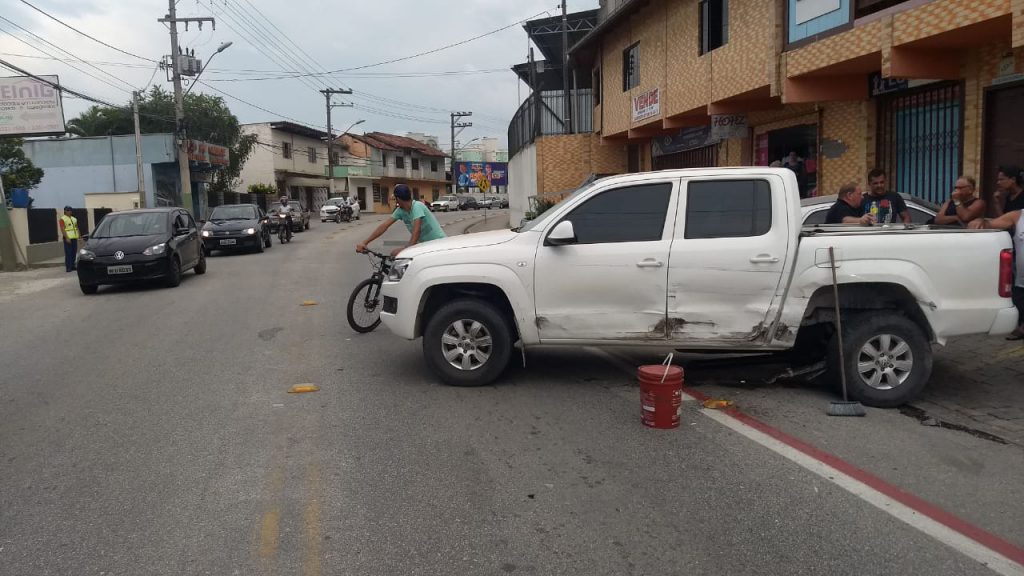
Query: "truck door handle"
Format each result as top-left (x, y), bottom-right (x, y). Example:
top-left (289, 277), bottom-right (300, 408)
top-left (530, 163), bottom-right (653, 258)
top-left (749, 254), bottom-right (779, 263)
top-left (636, 259), bottom-right (663, 268)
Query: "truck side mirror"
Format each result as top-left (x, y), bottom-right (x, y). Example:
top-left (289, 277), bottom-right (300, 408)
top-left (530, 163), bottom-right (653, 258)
top-left (545, 221), bottom-right (577, 246)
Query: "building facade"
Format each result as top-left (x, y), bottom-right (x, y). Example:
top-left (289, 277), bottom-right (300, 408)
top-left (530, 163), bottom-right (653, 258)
top-left (237, 121), bottom-right (333, 211)
top-left (510, 0), bottom-right (1024, 221)
top-left (336, 132), bottom-right (448, 212)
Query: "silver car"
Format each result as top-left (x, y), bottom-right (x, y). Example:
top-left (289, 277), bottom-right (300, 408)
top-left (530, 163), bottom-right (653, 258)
top-left (801, 193), bottom-right (939, 226)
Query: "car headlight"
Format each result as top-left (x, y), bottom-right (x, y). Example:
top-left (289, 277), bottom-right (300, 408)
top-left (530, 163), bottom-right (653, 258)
top-left (244, 228), bottom-right (256, 235)
top-left (201, 230), bottom-right (211, 238)
top-left (77, 248), bottom-right (95, 261)
top-left (142, 243), bottom-right (167, 256)
top-left (388, 258), bottom-right (412, 282)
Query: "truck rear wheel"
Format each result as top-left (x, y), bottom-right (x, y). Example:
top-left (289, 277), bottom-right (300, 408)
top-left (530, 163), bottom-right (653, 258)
top-left (828, 313), bottom-right (932, 408)
top-left (423, 298), bottom-right (512, 387)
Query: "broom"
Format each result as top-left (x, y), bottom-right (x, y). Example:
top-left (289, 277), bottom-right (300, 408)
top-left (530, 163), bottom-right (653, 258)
top-left (826, 246), bottom-right (866, 417)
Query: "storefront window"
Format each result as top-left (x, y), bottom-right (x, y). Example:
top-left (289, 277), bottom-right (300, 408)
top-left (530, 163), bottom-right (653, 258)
top-left (754, 124), bottom-right (818, 198)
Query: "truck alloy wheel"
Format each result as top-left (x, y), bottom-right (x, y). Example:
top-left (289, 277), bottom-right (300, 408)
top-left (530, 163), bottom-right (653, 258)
top-left (828, 313), bottom-right (931, 408)
top-left (423, 298), bottom-right (512, 386)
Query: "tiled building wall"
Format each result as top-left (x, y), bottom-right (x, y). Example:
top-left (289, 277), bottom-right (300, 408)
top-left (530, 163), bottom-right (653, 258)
top-left (709, 0), bottom-right (776, 102)
top-left (535, 134), bottom-right (628, 194)
top-left (820, 101), bottom-right (869, 195)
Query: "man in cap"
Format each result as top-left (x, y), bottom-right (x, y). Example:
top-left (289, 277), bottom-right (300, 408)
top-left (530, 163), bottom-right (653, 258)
top-left (59, 206), bottom-right (80, 272)
top-left (357, 184), bottom-right (446, 257)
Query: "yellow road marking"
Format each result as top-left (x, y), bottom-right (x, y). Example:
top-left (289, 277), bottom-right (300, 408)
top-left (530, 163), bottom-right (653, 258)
top-left (258, 507), bottom-right (280, 559)
top-left (301, 300), bottom-right (318, 306)
top-left (289, 384), bottom-right (320, 394)
top-left (303, 461), bottom-right (323, 576)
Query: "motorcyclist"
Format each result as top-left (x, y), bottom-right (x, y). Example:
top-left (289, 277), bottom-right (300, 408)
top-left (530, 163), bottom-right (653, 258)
top-left (277, 195), bottom-right (293, 241)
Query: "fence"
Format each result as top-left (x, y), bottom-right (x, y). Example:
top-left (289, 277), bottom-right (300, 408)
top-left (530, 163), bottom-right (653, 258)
top-left (508, 89), bottom-right (594, 159)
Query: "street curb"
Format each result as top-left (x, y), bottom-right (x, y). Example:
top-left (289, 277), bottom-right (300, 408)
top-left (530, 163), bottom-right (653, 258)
top-left (463, 212), bottom-right (510, 234)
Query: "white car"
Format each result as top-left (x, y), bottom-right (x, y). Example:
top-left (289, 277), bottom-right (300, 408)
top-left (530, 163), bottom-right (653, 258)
top-left (320, 197), bottom-right (360, 222)
top-left (430, 195), bottom-right (459, 212)
top-left (380, 168), bottom-right (1017, 407)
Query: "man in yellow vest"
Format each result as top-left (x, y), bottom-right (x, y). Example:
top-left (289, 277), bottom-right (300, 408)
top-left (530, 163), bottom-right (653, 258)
top-left (59, 206), bottom-right (80, 273)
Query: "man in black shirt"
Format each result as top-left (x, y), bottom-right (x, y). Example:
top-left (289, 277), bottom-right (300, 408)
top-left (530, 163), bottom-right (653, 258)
top-left (826, 183), bottom-right (875, 225)
top-left (863, 168), bottom-right (911, 224)
top-left (993, 165), bottom-right (1024, 217)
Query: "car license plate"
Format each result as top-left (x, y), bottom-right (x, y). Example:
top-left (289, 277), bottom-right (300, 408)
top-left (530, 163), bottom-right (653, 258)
top-left (220, 239), bottom-right (237, 246)
top-left (107, 265), bottom-right (132, 275)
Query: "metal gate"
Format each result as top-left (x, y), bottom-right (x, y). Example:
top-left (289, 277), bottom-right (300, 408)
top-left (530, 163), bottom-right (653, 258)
top-left (652, 145), bottom-right (718, 170)
top-left (876, 82), bottom-right (963, 204)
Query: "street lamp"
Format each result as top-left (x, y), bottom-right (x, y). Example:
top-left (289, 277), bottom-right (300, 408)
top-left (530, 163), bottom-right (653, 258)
top-left (183, 41), bottom-right (233, 97)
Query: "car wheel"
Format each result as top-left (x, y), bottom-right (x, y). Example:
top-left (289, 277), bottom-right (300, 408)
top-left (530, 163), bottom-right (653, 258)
top-left (194, 250), bottom-right (207, 274)
top-left (305, 220), bottom-right (310, 230)
top-left (165, 256), bottom-right (182, 287)
top-left (80, 283), bottom-right (98, 295)
top-left (827, 313), bottom-right (932, 408)
top-left (255, 237), bottom-right (264, 253)
top-left (264, 233), bottom-right (272, 249)
top-left (422, 298), bottom-right (513, 387)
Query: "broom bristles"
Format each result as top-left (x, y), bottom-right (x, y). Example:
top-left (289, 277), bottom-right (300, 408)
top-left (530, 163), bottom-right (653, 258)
top-left (828, 401), bottom-right (866, 417)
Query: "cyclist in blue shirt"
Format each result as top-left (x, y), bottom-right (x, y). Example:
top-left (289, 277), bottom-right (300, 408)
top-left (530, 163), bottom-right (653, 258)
top-left (357, 184), bottom-right (446, 257)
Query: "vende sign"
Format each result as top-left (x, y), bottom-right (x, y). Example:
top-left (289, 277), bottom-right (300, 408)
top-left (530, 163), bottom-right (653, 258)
top-left (0, 75), bottom-right (66, 137)
top-left (710, 114), bottom-right (748, 140)
top-left (632, 87), bottom-right (660, 123)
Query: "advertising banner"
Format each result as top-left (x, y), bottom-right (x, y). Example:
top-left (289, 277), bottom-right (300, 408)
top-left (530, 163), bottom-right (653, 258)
top-left (0, 75), bottom-right (66, 137)
top-left (455, 161), bottom-right (507, 191)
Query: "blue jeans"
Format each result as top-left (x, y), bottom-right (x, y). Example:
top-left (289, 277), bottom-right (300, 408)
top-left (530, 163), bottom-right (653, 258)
top-left (64, 239), bottom-right (77, 272)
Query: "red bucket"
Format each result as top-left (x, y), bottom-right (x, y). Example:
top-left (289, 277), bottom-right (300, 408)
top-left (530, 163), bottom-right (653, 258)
top-left (638, 364), bottom-right (684, 429)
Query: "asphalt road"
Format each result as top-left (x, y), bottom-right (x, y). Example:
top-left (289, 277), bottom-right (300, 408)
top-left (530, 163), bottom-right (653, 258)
top-left (0, 209), bottom-right (1019, 576)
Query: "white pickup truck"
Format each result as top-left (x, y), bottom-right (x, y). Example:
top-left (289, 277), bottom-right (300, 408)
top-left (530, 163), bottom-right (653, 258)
top-left (379, 168), bottom-right (1018, 407)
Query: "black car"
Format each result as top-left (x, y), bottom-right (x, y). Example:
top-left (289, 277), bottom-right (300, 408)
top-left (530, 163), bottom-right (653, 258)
top-left (201, 204), bottom-right (272, 254)
top-left (267, 204), bottom-right (309, 233)
top-left (76, 208), bottom-right (206, 294)
top-left (459, 196), bottom-right (480, 210)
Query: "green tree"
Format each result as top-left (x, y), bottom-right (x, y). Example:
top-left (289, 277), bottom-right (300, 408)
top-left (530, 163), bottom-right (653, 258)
top-left (66, 87), bottom-right (256, 193)
top-left (0, 138), bottom-right (44, 192)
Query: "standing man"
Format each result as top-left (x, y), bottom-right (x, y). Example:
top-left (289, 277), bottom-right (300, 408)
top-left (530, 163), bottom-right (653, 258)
top-left (357, 184), bottom-right (446, 257)
top-left (825, 183), bottom-right (874, 225)
top-left (59, 206), bottom-right (80, 273)
top-left (863, 168), bottom-right (911, 224)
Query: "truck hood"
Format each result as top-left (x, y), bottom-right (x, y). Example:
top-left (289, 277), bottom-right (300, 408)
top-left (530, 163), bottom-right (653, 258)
top-left (402, 229), bottom-right (517, 257)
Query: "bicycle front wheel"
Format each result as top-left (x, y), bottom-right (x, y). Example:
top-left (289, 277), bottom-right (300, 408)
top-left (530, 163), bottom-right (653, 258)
top-left (347, 278), bottom-right (383, 333)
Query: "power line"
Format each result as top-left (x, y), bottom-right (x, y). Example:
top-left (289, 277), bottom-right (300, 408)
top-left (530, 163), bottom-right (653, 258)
top-left (197, 80), bottom-right (328, 130)
top-left (18, 0), bottom-right (159, 63)
top-left (0, 16), bottom-right (137, 93)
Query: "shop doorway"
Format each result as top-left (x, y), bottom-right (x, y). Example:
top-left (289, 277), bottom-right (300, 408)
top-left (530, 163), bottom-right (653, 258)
top-left (982, 81), bottom-right (1024, 210)
top-left (877, 81), bottom-right (962, 205)
top-left (754, 124), bottom-right (818, 198)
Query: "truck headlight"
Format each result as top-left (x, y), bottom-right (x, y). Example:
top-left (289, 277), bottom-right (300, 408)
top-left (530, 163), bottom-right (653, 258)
top-left (388, 259), bottom-right (412, 282)
top-left (143, 243), bottom-right (167, 256)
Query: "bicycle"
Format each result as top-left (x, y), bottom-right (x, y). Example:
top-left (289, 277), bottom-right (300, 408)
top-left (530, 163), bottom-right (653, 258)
top-left (347, 249), bottom-right (394, 333)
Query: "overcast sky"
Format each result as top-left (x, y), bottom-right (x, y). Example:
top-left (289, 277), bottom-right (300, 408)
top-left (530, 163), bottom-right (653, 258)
top-left (1, 0), bottom-right (594, 149)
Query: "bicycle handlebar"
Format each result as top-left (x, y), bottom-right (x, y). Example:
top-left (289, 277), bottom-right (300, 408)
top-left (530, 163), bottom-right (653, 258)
top-left (361, 248), bottom-right (392, 260)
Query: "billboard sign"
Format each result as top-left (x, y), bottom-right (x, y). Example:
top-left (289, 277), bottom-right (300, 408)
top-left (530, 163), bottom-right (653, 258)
top-left (0, 75), bottom-right (66, 137)
top-left (632, 87), bottom-right (660, 123)
top-left (455, 161), bottom-right (507, 192)
top-left (186, 140), bottom-right (230, 167)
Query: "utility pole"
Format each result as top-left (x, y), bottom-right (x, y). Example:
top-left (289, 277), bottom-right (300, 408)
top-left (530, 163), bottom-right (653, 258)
top-left (562, 0), bottom-right (572, 134)
top-left (133, 91), bottom-right (145, 207)
top-left (0, 175), bottom-right (19, 271)
top-left (450, 112), bottom-right (472, 195)
top-left (321, 88), bottom-right (353, 198)
top-left (529, 48), bottom-right (540, 139)
top-left (158, 1), bottom-right (214, 216)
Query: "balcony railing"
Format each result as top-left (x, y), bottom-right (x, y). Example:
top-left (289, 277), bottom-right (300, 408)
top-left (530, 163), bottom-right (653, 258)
top-left (508, 89), bottom-right (593, 159)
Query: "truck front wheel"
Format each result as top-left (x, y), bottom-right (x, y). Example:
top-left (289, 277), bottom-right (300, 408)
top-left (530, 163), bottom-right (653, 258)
top-left (829, 313), bottom-right (932, 408)
top-left (423, 298), bottom-right (513, 387)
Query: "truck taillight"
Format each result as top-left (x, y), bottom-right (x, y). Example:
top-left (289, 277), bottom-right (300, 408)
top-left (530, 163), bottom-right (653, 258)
top-left (999, 249), bottom-right (1013, 298)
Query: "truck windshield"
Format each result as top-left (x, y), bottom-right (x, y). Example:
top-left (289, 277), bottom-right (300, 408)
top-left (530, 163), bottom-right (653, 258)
top-left (516, 182), bottom-right (597, 232)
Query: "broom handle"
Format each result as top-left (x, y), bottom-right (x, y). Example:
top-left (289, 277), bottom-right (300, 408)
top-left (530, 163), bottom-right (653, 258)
top-left (829, 246), bottom-right (849, 401)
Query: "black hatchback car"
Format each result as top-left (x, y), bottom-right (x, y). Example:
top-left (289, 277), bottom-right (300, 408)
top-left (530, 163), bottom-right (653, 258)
top-left (201, 204), bottom-right (272, 254)
top-left (76, 208), bottom-right (206, 294)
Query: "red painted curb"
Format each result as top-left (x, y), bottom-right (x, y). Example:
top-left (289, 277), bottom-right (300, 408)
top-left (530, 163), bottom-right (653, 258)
top-left (682, 387), bottom-right (1024, 566)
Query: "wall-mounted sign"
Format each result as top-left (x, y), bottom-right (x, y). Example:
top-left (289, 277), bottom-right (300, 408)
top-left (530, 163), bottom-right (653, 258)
top-left (0, 75), bottom-right (66, 137)
top-left (652, 126), bottom-right (716, 157)
top-left (794, 0), bottom-right (842, 25)
top-left (186, 140), bottom-right (230, 167)
top-left (632, 87), bottom-right (660, 123)
top-left (710, 114), bottom-right (748, 140)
